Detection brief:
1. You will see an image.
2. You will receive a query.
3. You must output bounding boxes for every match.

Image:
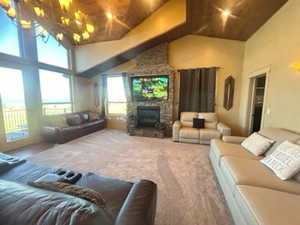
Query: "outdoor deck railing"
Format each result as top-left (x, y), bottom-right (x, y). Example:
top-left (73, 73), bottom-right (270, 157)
top-left (3, 109), bottom-right (28, 133)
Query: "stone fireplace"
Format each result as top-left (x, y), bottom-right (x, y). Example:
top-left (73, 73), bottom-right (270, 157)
top-left (126, 43), bottom-right (175, 137)
top-left (137, 106), bottom-right (160, 128)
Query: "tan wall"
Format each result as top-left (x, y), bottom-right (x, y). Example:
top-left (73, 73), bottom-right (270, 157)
top-left (88, 35), bottom-right (245, 134)
top-left (240, 0), bottom-right (300, 134)
top-left (72, 76), bottom-right (93, 112)
top-left (169, 35), bottom-right (245, 135)
top-left (75, 0), bottom-right (186, 73)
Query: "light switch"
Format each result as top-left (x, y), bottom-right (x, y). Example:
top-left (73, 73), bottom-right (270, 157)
top-left (266, 108), bottom-right (271, 115)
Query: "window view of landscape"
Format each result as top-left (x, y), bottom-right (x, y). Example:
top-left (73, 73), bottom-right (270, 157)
top-left (39, 69), bottom-right (72, 115)
top-left (0, 67), bottom-right (29, 142)
top-left (107, 76), bottom-right (127, 115)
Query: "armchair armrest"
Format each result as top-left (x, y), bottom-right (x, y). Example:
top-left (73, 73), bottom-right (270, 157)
top-left (217, 123), bottom-right (231, 136)
top-left (172, 121), bottom-right (182, 142)
top-left (222, 136), bottom-right (246, 144)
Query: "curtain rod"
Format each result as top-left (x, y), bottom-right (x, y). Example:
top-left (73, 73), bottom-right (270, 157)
top-left (177, 66), bottom-right (221, 71)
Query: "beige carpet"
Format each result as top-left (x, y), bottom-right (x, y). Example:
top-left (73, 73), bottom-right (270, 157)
top-left (29, 129), bottom-right (233, 225)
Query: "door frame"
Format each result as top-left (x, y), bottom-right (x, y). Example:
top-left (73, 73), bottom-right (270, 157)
top-left (0, 65), bottom-right (38, 152)
top-left (246, 66), bottom-right (270, 135)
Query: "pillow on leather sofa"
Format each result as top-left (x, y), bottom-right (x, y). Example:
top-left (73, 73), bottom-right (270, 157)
top-left (67, 114), bottom-right (83, 126)
top-left (241, 132), bottom-right (274, 156)
top-left (261, 141), bottom-right (300, 180)
top-left (89, 112), bottom-right (100, 121)
top-left (82, 112), bottom-right (90, 122)
top-left (0, 179), bottom-right (113, 225)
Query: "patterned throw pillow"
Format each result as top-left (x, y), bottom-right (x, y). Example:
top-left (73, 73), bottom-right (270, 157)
top-left (261, 141), bottom-right (300, 180)
top-left (241, 132), bottom-right (275, 156)
top-left (89, 112), bottom-right (100, 121)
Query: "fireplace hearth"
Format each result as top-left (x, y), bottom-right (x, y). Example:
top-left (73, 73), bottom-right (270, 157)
top-left (137, 106), bottom-right (160, 128)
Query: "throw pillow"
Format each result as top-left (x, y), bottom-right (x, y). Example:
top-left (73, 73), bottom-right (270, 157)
top-left (89, 112), bottom-right (100, 121)
top-left (82, 112), bottom-right (89, 122)
top-left (193, 118), bottom-right (205, 129)
top-left (241, 132), bottom-right (275, 156)
top-left (28, 181), bottom-right (106, 208)
top-left (261, 141), bottom-right (300, 180)
top-left (66, 114), bottom-right (82, 126)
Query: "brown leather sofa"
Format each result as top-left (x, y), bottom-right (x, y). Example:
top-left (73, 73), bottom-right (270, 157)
top-left (42, 111), bottom-right (106, 144)
top-left (210, 128), bottom-right (300, 225)
top-left (0, 159), bottom-right (157, 225)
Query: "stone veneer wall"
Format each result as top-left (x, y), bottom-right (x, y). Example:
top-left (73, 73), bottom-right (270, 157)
top-left (126, 43), bottom-right (175, 136)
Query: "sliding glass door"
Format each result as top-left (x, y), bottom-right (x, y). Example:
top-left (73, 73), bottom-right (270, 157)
top-left (0, 67), bottom-right (29, 144)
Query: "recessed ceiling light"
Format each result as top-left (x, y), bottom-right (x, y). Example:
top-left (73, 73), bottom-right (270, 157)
top-left (222, 9), bottom-right (231, 17)
top-left (106, 12), bottom-right (113, 20)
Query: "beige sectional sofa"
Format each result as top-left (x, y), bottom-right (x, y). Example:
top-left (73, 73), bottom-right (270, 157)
top-left (210, 128), bottom-right (300, 225)
top-left (173, 112), bottom-right (231, 144)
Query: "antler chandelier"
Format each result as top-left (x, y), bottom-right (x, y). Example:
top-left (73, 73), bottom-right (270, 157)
top-left (0, 0), bottom-right (95, 44)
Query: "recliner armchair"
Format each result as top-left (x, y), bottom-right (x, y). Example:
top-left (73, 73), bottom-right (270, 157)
top-left (172, 112), bottom-right (231, 144)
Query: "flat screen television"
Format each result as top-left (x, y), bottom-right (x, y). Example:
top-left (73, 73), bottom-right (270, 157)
top-left (131, 75), bottom-right (169, 101)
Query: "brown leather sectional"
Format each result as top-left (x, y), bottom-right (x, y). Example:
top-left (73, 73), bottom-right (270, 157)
top-left (0, 160), bottom-right (157, 225)
top-left (42, 111), bottom-right (106, 144)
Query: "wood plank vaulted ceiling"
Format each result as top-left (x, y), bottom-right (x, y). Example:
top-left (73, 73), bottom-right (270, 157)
top-left (75, 0), bottom-right (169, 44)
top-left (70, 0), bottom-right (288, 76)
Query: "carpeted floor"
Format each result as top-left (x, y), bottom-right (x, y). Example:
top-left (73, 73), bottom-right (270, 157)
top-left (29, 129), bottom-right (233, 225)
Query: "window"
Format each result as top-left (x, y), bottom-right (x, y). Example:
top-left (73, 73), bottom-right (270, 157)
top-left (0, 67), bottom-right (29, 142)
top-left (36, 33), bottom-right (69, 68)
top-left (107, 76), bottom-right (127, 115)
top-left (0, 9), bottom-right (20, 56)
top-left (39, 69), bottom-right (72, 115)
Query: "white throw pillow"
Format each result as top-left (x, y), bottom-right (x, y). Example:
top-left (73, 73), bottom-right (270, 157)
top-left (241, 132), bottom-right (274, 156)
top-left (261, 141), bottom-right (300, 180)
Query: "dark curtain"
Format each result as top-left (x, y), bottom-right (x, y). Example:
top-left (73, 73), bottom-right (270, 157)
top-left (99, 75), bottom-right (107, 117)
top-left (179, 67), bottom-right (216, 115)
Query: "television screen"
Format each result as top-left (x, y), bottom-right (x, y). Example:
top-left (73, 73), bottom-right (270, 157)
top-left (131, 76), bottom-right (169, 101)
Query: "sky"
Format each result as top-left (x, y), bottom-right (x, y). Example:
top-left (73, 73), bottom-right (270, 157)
top-left (0, 9), bottom-right (20, 56)
top-left (107, 77), bottom-right (126, 102)
top-left (0, 67), bottom-right (25, 105)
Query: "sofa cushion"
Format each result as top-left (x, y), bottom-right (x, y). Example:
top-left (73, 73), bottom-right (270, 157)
top-left (200, 129), bottom-right (221, 142)
top-left (221, 156), bottom-right (300, 195)
top-left (179, 127), bottom-right (200, 139)
top-left (241, 133), bottom-right (274, 156)
top-left (198, 113), bottom-right (218, 129)
top-left (237, 185), bottom-right (300, 225)
top-left (261, 141), bottom-right (300, 180)
top-left (180, 112), bottom-right (198, 127)
top-left (259, 128), bottom-right (300, 156)
top-left (210, 139), bottom-right (262, 164)
top-left (67, 114), bottom-right (82, 126)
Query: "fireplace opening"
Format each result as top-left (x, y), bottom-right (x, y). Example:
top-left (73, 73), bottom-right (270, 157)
top-left (137, 106), bottom-right (160, 128)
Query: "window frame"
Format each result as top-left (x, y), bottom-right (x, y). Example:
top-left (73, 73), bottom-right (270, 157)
top-left (106, 74), bottom-right (127, 116)
top-left (39, 68), bottom-right (74, 115)
top-left (0, 8), bottom-right (75, 150)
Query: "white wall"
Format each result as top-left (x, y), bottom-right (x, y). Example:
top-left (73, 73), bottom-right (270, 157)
top-left (240, 0), bottom-right (300, 134)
